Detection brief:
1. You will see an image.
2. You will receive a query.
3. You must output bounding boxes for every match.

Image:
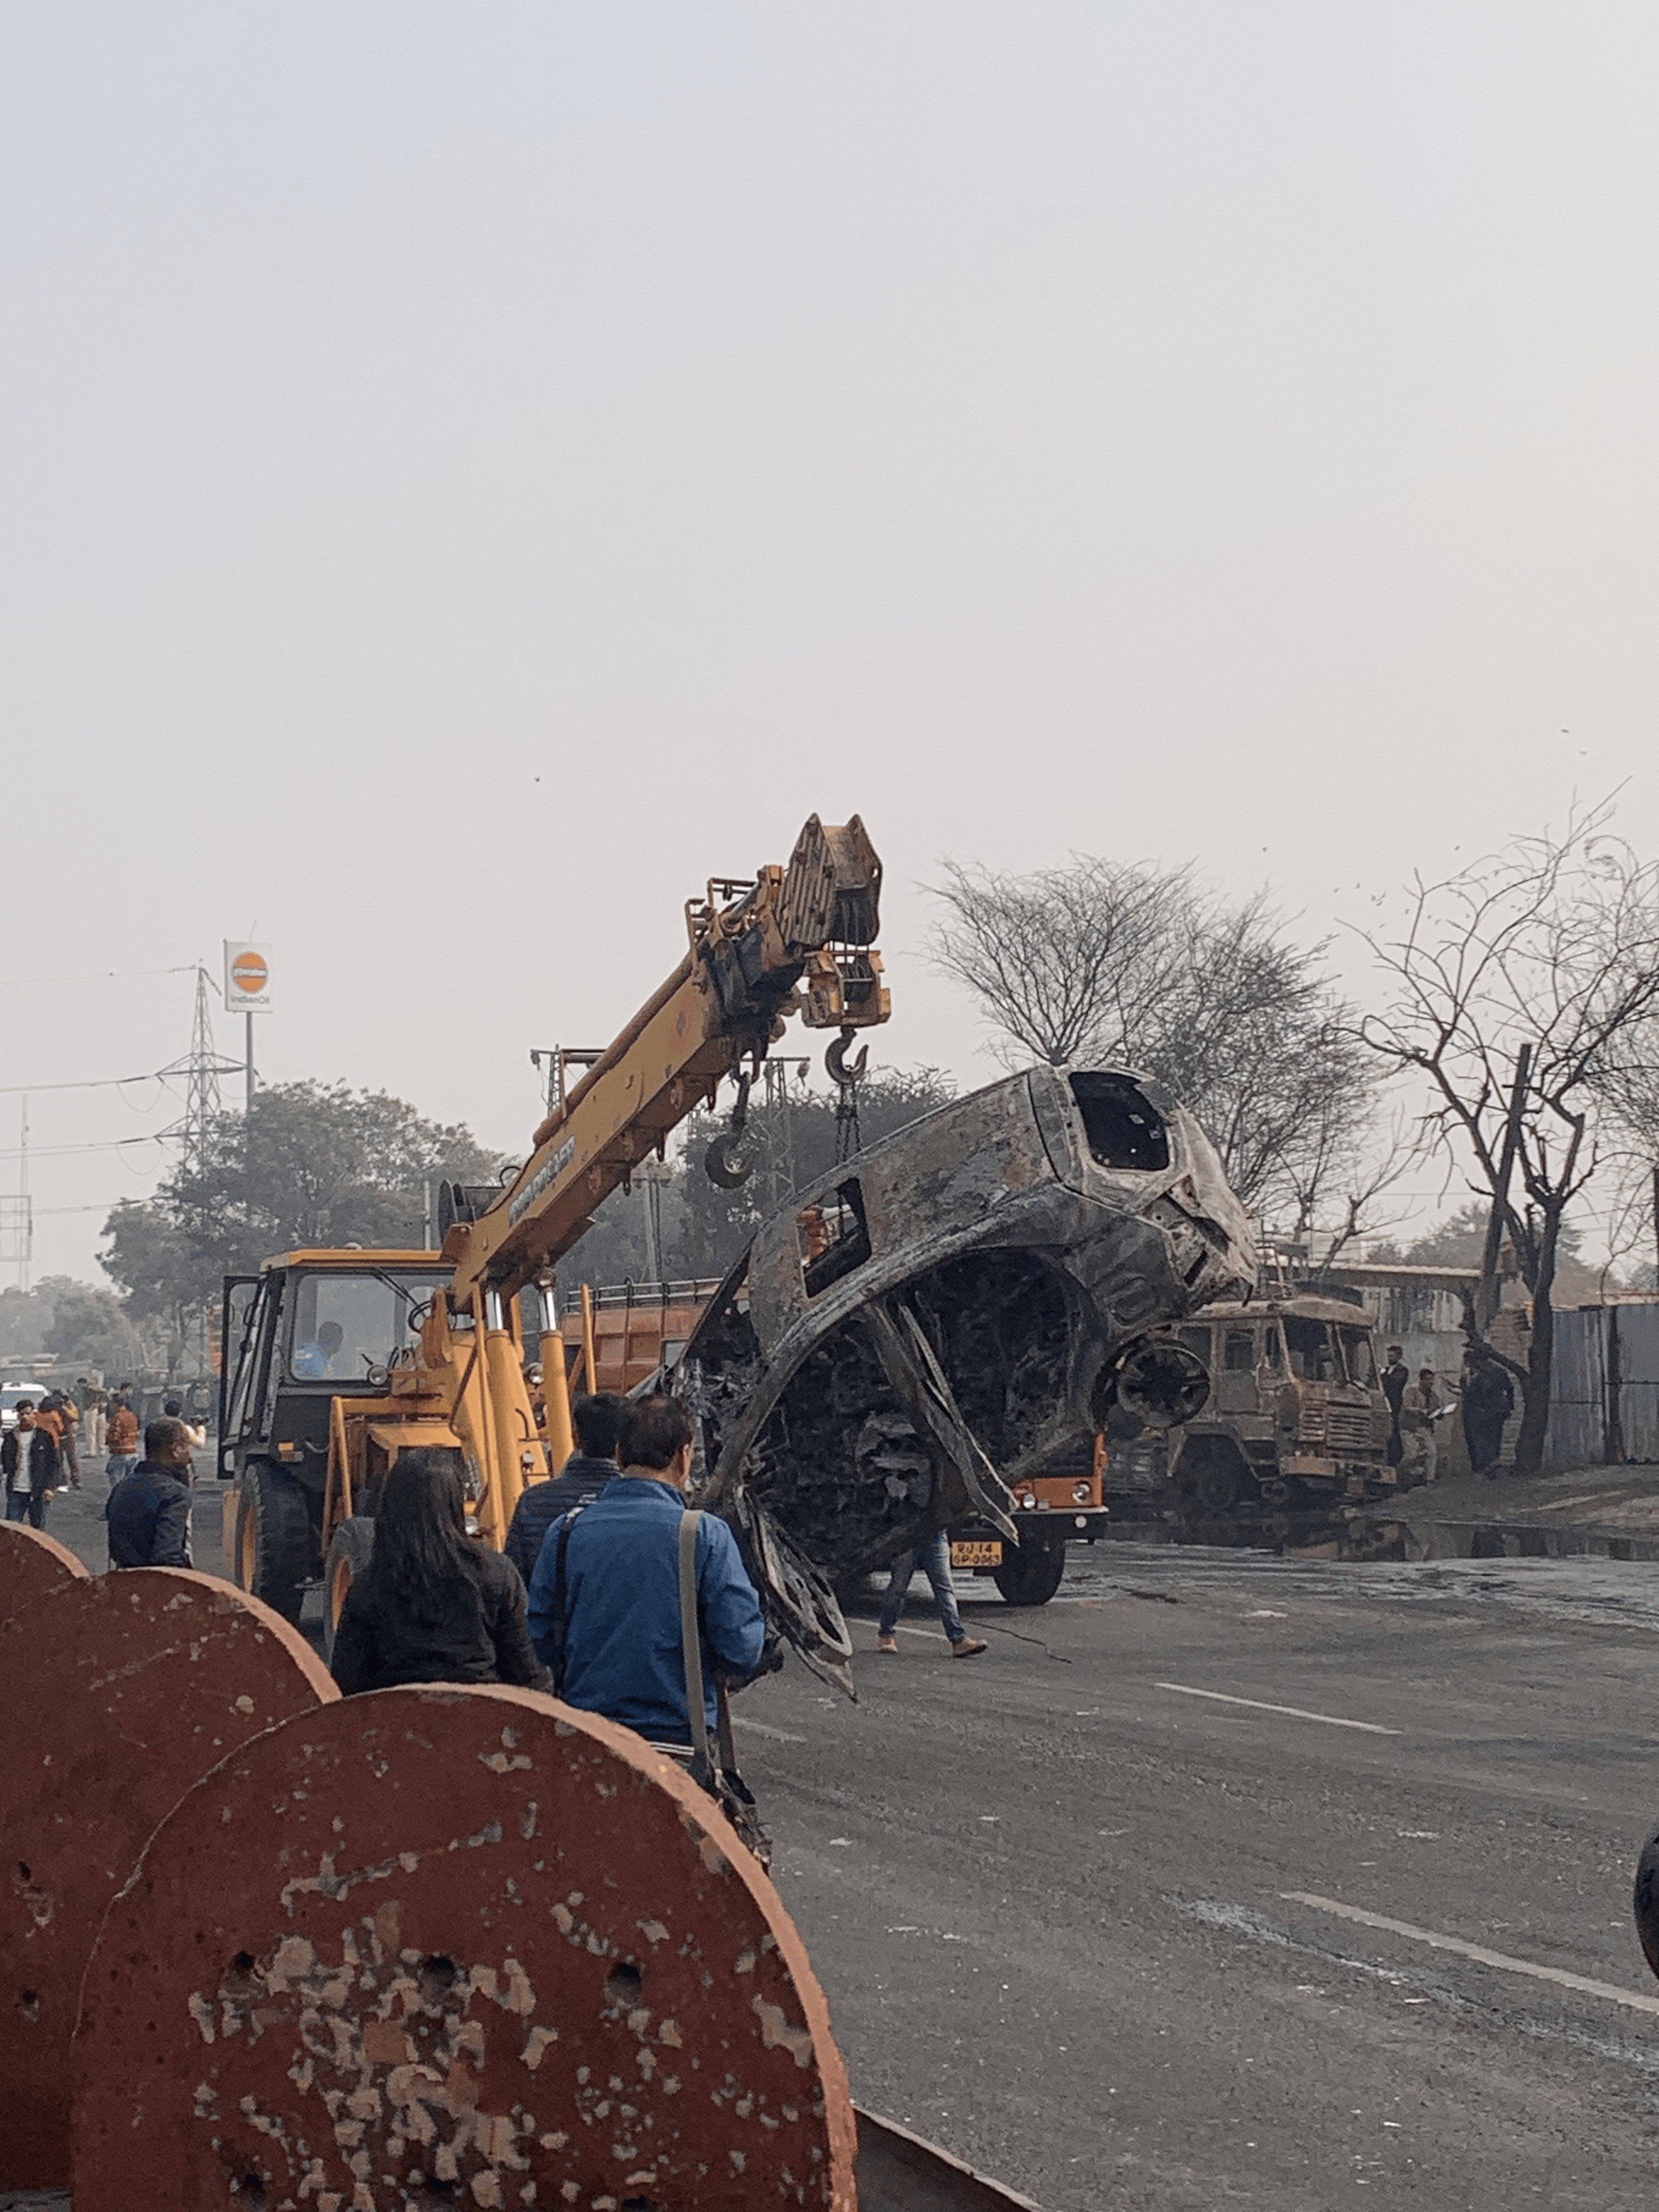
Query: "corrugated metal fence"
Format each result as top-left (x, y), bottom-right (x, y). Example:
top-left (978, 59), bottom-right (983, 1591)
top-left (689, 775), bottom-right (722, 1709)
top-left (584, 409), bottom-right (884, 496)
top-left (1546, 1303), bottom-right (1659, 1467)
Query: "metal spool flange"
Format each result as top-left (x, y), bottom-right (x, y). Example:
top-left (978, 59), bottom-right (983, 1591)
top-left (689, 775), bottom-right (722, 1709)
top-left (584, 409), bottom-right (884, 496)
top-left (72, 1683), bottom-right (857, 2211)
top-left (0, 1521), bottom-right (88, 1629)
top-left (1, 1567), bottom-right (334, 2190)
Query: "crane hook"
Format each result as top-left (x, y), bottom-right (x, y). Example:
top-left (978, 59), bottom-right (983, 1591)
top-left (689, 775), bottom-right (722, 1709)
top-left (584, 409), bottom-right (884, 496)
top-left (825, 1027), bottom-right (867, 1087)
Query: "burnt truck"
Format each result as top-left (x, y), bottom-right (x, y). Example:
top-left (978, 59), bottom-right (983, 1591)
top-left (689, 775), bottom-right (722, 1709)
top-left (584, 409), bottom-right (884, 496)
top-left (680, 1064), bottom-right (1256, 1651)
top-left (1162, 1292), bottom-right (1393, 1519)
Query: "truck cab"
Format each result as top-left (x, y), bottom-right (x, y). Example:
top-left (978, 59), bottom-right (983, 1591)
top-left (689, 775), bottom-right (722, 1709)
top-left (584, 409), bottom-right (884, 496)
top-left (1166, 1294), bottom-right (1390, 1515)
top-left (219, 1251), bottom-right (450, 1620)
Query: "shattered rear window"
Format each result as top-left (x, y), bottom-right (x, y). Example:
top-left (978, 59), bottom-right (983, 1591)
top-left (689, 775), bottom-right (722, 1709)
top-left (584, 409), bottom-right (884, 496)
top-left (1066, 1074), bottom-right (1170, 1171)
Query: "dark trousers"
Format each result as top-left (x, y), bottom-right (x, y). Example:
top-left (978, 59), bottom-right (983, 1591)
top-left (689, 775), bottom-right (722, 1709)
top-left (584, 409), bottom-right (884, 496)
top-left (1466, 1418), bottom-right (1505, 1474)
top-left (6, 1489), bottom-right (46, 1529)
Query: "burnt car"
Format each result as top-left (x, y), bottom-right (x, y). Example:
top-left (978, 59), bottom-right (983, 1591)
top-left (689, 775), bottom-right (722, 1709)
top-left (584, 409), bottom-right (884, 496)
top-left (679, 1065), bottom-right (1256, 1685)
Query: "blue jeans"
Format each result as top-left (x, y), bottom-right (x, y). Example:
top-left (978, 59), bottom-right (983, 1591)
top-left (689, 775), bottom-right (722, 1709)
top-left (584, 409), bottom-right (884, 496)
top-left (106, 1454), bottom-right (138, 1492)
top-left (7, 1489), bottom-right (45, 1528)
top-left (878, 1531), bottom-right (966, 1643)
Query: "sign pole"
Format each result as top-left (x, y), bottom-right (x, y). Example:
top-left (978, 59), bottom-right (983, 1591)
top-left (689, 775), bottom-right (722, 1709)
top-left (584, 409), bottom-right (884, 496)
top-left (246, 1012), bottom-right (256, 1113)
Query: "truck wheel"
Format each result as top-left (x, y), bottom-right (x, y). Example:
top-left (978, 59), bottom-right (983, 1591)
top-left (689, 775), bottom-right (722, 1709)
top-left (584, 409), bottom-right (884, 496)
top-left (993, 1541), bottom-right (1066, 1607)
top-left (235, 1463), bottom-right (314, 1624)
top-left (323, 1517), bottom-right (376, 1666)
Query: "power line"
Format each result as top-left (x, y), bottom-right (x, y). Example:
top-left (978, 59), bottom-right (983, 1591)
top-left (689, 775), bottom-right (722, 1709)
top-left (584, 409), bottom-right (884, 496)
top-left (0, 1136), bottom-right (166, 1159)
top-left (0, 963), bottom-right (196, 988)
top-left (0, 1071), bottom-right (175, 1097)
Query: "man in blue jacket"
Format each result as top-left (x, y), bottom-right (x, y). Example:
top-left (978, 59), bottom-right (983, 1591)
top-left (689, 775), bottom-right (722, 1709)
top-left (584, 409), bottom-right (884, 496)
top-left (106, 1417), bottom-right (194, 1570)
top-left (528, 1395), bottom-right (765, 1747)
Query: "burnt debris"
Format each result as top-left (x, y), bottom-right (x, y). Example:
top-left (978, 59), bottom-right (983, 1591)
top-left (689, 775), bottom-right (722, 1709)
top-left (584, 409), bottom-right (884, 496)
top-left (679, 1065), bottom-right (1256, 1685)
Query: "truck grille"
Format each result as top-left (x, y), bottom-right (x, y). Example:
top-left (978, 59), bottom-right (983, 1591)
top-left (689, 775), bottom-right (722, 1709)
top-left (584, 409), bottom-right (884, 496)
top-left (1325, 1404), bottom-right (1376, 1455)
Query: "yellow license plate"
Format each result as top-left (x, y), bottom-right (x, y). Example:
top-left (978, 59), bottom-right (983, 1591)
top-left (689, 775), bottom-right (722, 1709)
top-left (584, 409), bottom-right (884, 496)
top-left (951, 1541), bottom-right (1002, 1569)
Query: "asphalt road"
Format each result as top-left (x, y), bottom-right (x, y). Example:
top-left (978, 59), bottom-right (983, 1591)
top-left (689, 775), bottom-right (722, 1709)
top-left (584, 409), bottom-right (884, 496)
top-left (40, 1486), bottom-right (1659, 2210)
top-left (740, 1546), bottom-right (1659, 2211)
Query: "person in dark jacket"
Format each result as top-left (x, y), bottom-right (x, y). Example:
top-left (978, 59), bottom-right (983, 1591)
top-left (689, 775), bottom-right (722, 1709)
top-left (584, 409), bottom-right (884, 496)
top-left (527, 1396), bottom-right (766, 1746)
top-left (1462, 1347), bottom-right (1516, 1476)
top-left (330, 1448), bottom-right (549, 1696)
top-left (3, 1402), bottom-right (59, 1530)
top-left (1379, 1344), bottom-right (1409, 1467)
top-left (105, 1417), bottom-right (194, 1566)
top-left (503, 1391), bottom-right (625, 1585)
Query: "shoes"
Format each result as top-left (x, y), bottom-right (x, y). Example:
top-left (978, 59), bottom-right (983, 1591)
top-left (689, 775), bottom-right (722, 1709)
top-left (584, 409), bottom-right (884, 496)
top-left (876, 1634), bottom-right (898, 1654)
top-left (951, 1637), bottom-right (989, 1658)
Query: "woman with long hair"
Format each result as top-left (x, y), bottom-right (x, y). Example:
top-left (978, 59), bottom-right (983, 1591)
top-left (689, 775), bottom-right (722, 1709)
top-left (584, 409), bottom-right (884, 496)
top-left (330, 1448), bottom-right (549, 1695)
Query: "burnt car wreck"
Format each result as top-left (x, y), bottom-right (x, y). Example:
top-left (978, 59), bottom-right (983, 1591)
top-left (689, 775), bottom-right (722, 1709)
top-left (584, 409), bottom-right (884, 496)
top-left (679, 1064), bottom-right (1257, 1684)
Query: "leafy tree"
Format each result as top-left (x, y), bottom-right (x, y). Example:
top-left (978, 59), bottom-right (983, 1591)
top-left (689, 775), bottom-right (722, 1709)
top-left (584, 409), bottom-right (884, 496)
top-left (0, 1283), bottom-right (53, 1362)
top-left (101, 1082), bottom-right (504, 1322)
top-left (43, 1280), bottom-right (146, 1374)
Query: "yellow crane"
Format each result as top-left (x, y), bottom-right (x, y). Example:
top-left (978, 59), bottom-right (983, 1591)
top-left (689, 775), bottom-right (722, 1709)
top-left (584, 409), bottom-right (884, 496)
top-left (298, 815), bottom-right (888, 1637)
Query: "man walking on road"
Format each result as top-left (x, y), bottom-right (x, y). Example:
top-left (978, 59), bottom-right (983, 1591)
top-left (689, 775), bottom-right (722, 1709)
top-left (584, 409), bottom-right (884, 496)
top-left (526, 1396), bottom-right (766, 1747)
top-left (105, 1417), bottom-right (194, 1568)
top-left (105, 1395), bottom-right (140, 1490)
top-left (3, 1402), bottom-right (59, 1529)
top-left (877, 1531), bottom-right (989, 1658)
top-left (503, 1391), bottom-right (624, 1585)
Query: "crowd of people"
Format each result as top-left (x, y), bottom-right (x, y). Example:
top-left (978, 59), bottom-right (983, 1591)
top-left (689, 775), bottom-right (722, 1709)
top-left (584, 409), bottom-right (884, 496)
top-left (3, 1376), bottom-right (206, 1532)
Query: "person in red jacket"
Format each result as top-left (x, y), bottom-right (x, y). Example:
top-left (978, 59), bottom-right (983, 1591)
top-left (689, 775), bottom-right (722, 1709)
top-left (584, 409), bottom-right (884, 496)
top-left (106, 1398), bottom-right (140, 1491)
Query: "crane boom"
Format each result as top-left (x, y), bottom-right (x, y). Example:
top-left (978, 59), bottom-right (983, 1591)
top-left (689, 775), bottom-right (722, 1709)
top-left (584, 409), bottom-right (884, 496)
top-left (441, 814), bottom-right (888, 1304)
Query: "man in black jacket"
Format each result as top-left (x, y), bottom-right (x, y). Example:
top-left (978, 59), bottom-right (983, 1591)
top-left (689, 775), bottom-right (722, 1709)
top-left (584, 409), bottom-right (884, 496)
top-left (503, 1392), bottom-right (624, 1585)
top-left (3, 1402), bottom-right (59, 1530)
top-left (106, 1417), bottom-right (194, 1568)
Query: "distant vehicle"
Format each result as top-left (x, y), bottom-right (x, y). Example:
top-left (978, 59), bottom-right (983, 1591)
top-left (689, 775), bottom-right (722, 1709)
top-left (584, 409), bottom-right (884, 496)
top-left (1164, 1293), bottom-right (1392, 1517)
top-left (1, 1384), bottom-right (41, 1433)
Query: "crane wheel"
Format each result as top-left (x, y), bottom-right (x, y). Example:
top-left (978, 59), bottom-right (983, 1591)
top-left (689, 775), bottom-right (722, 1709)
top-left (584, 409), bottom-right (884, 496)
top-left (704, 1131), bottom-right (755, 1188)
top-left (322, 1516), bottom-right (376, 1664)
top-left (992, 1540), bottom-right (1066, 1607)
top-left (234, 1463), bottom-right (314, 1625)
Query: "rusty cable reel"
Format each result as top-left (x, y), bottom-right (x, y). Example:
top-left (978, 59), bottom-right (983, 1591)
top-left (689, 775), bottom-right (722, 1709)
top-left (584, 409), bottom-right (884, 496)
top-left (72, 1682), bottom-right (857, 2212)
top-left (1, 1567), bottom-right (335, 2191)
top-left (0, 1520), bottom-right (89, 1628)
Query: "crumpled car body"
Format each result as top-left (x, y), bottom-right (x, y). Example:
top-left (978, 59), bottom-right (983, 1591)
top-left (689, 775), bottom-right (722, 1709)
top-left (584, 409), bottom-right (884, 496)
top-left (679, 1065), bottom-right (1256, 1686)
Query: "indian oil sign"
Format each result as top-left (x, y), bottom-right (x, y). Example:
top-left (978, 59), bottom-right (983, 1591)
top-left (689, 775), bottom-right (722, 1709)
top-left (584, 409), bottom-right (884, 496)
top-left (223, 940), bottom-right (274, 1011)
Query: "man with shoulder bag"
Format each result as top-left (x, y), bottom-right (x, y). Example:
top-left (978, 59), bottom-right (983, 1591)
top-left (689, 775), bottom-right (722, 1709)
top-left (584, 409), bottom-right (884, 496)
top-left (526, 1394), bottom-right (778, 1865)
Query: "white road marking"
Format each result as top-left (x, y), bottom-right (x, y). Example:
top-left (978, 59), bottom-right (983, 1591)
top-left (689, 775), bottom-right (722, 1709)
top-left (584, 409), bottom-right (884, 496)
top-left (1282, 1892), bottom-right (1659, 2017)
top-left (1156, 1683), bottom-right (1400, 1735)
top-left (731, 1717), bottom-right (807, 1744)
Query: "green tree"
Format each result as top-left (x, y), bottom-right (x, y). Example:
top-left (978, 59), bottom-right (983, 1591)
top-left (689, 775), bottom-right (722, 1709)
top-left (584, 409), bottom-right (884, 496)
top-left (101, 1082), bottom-right (504, 1322)
top-left (42, 1280), bottom-right (147, 1374)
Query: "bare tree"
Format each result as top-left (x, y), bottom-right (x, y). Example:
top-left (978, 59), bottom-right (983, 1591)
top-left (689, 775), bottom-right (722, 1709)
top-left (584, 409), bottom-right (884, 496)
top-left (1359, 804), bottom-right (1659, 1473)
top-left (930, 856), bottom-right (1195, 1068)
top-left (930, 857), bottom-right (1375, 1224)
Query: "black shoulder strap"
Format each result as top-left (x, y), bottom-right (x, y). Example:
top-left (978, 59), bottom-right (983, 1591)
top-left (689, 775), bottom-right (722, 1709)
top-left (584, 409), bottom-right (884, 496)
top-left (549, 1504), bottom-right (585, 1696)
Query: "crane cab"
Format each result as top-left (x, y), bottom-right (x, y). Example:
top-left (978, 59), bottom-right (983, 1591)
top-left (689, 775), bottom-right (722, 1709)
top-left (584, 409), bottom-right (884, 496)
top-left (218, 1251), bottom-right (450, 1620)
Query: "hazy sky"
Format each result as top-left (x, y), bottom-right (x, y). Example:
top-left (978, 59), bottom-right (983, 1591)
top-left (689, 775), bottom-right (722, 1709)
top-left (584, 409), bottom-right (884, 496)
top-left (3, 3), bottom-right (1656, 1286)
